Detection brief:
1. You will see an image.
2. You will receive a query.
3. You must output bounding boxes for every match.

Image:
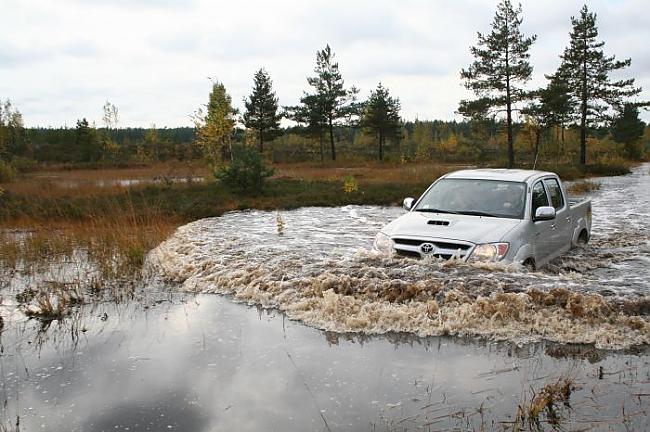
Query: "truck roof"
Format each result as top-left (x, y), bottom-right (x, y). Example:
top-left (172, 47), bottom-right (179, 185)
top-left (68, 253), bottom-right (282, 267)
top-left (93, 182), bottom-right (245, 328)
top-left (444, 168), bottom-right (555, 183)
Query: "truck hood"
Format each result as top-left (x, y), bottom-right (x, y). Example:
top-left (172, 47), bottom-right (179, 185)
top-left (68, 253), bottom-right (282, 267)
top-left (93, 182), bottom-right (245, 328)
top-left (382, 211), bottom-right (522, 245)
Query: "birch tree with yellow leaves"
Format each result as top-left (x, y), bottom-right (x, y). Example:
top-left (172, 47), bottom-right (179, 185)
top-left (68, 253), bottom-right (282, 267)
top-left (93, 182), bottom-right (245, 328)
top-left (193, 80), bottom-right (238, 167)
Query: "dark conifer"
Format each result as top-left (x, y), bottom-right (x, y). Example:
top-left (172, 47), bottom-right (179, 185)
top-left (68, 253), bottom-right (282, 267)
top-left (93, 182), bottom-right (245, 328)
top-left (611, 104), bottom-right (645, 159)
top-left (285, 94), bottom-right (327, 162)
top-left (243, 68), bottom-right (282, 153)
top-left (361, 83), bottom-right (402, 161)
top-left (305, 45), bottom-right (358, 161)
top-left (559, 4), bottom-right (644, 165)
top-left (75, 118), bottom-right (100, 162)
top-left (459, 0), bottom-right (536, 168)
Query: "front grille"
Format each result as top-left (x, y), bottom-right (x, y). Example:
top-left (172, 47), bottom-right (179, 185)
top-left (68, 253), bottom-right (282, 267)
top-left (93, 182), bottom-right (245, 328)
top-left (395, 250), bottom-right (456, 260)
top-left (395, 249), bottom-right (421, 258)
top-left (393, 237), bottom-right (473, 261)
top-left (393, 238), bottom-right (471, 251)
top-left (433, 254), bottom-right (453, 260)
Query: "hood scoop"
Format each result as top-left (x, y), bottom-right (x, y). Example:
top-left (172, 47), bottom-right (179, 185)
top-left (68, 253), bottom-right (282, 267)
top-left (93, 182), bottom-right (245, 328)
top-left (427, 220), bottom-right (450, 226)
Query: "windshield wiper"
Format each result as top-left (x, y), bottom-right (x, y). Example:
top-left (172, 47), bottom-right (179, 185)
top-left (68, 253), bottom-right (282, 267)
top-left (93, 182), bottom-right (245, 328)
top-left (458, 210), bottom-right (500, 217)
top-left (415, 208), bottom-right (460, 214)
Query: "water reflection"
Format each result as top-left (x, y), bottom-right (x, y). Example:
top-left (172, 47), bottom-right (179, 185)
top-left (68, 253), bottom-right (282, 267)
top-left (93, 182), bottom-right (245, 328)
top-left (1, 295), bottom-right (648, 431)
top-left (24, 176), bottom-right (204, 189)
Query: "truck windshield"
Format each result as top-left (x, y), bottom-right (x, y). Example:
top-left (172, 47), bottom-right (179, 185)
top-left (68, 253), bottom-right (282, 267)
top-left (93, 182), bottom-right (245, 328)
top-left (414, 179), bottom-right (526, 219)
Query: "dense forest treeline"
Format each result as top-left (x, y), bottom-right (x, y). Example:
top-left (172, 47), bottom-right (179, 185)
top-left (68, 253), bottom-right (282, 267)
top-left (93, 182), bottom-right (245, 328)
top-left (1, 119), bottom-right (648, 166)
top-left (26, 126), bottom-right (198, 163)
top-left (2, 1), bottom-right (649, 185)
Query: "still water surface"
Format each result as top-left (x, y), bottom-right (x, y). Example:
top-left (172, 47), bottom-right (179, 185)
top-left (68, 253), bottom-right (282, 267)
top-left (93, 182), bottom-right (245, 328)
top-left (1, 296), bottom-right (648, 431)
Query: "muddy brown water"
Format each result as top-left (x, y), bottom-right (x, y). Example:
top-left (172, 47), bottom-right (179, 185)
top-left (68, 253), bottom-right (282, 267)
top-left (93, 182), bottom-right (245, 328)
top-left (1, 164), bottom-right (649, 430)
top-left (148, 164), bottom-right (650, 349)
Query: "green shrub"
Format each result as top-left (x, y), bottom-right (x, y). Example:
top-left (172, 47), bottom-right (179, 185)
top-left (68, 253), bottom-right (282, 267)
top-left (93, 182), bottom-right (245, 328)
top-left (0, 160), bottom-right (17, 183)
top-left (624, 140), bottom-right (645, 161)
top-left (11, 156), bottom-right (39, 173)
top-left (342, 175), bottom-right (358, 193)
top-left (587, 155), bottom-right (632, 176)
top-left (215, 145), bottom-right (274, 194)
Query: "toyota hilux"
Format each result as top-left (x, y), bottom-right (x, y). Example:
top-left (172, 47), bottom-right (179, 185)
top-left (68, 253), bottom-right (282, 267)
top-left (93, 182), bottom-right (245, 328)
top-left (373, 169), bottom-right (592, 270)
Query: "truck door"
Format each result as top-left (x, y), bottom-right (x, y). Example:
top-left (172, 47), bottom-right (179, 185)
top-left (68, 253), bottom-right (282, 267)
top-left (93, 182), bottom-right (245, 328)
top-left (544, 177), bottom-right (572, 256)
top-left (531, 180), bottom-right (555, 262)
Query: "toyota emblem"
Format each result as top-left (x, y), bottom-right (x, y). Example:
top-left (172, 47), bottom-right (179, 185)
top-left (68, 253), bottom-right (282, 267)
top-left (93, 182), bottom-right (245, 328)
top-left (420, 243), bottom-right (435, 254)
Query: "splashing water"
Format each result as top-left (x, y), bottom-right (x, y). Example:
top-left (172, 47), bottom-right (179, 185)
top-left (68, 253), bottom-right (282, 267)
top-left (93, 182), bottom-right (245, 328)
top-left (149, 164), bottom-right (650, 349)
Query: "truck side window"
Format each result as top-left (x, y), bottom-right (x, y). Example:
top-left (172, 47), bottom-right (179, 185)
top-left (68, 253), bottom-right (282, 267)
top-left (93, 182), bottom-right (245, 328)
top-left (532, 181), bottom-right (549, 217)
top-left (544, 178), bottom-right (564, 210)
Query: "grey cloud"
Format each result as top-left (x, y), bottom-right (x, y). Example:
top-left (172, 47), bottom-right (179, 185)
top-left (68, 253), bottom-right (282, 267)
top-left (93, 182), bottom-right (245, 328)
top-left (67, 0), bottom-right (196, 9)
top-left (0, 39), bottom-right (101, 69)
top-left (151, 33), bottom-right (201, 53)
top-left (61, 40), bottom-right (102, 58)
top-left (0, 46), bottom-right (54, 67)
top-left (2, 0), bottom-right (648, 126)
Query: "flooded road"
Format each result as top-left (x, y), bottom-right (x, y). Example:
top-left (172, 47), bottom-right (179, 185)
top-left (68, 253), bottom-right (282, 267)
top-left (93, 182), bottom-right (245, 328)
top-left (1, 296), bottom-right (648, 431)
top-left (1, 165), bottom-right (649, 431)
top-left (149, 164), bottom-right (650, 349)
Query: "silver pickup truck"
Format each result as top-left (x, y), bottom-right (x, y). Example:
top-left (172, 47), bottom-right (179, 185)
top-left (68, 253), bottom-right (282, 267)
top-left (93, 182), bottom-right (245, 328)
top-left (373, 169), bottom-right (592, 270)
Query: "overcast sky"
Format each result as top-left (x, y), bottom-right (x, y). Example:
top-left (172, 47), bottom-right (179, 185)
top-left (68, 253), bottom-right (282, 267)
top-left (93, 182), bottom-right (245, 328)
top-left (2, 0), bottom-right (649, 127)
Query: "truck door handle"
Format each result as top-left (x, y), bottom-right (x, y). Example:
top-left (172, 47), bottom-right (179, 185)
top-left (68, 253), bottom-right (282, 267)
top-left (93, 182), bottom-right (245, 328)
top-left (565, 217), bottom-right (571, 222)
top-left (551, 224), bottom-right (556, 230)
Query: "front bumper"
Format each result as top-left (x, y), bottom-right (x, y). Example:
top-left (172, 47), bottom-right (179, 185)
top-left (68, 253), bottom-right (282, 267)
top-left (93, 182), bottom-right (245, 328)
top-left (391, 237), bottom-right (475, 260)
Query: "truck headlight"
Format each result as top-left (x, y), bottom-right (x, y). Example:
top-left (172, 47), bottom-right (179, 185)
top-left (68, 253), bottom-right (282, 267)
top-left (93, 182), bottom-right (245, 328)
top-left (373, 232), bottom-right (394, 256)
top-left (469, 243), bottom-right (509, 262)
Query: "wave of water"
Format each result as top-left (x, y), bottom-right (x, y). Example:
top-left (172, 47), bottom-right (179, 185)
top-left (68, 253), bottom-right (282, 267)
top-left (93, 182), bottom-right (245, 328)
top-left (149, 164), bottom-right (650, 349)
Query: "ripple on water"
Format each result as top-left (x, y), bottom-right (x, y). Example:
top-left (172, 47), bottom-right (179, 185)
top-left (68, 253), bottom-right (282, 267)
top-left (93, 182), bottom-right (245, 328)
top-left (149, 164), bottom-right (650, 349)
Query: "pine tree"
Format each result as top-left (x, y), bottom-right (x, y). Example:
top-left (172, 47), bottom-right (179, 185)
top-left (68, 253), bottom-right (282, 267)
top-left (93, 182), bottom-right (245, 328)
top-left (305, 45), bottom-right (358, 161)
top-left (459, 0), bottom-right (536, 168)
top-left (611, 104), bottom-right (645, 159)
top-left (361, 83), bottom-right (401, 161)
top-left (286, 94), bottom-right (327, 162)
top-left (539, 73), bottom-right (574, 134)
top-left (193, 80), bottom-right (238, 166)
top-left (243, 68), bottom-right (282, 153)
top-left (522, 73), bottom-right (574, 162)
top-left (75, 118), bottom-right (100, 162)
top-left (559, 5), bottom-right (644, 165)
top-left (412, 120), bottom-right (433, 160)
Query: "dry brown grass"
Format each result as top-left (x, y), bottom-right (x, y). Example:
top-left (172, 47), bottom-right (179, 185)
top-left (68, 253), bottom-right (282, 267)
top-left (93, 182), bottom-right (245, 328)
top-left (1, 191), bottom-right (178, 319)
top-left (3, 180), bottom-right (126, 198)
top-left (568, 180), bottom-right (601, 194)
top-left (273, 161), bottom-right (467, 185)
top-left (4, 160), bottom-right (464, 198)
top-left (23, 282), bottom-right (84, 321)
top-left (511, 377), bottom-right (575, 431)
top-left (1, 216), bottom-right (176, 277)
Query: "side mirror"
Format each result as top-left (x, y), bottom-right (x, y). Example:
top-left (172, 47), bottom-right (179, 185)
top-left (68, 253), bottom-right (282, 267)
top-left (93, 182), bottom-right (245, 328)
top-left (534, 206), bottom-right (556, 221)
top-left (403, 197), bottom-right (415, 211)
